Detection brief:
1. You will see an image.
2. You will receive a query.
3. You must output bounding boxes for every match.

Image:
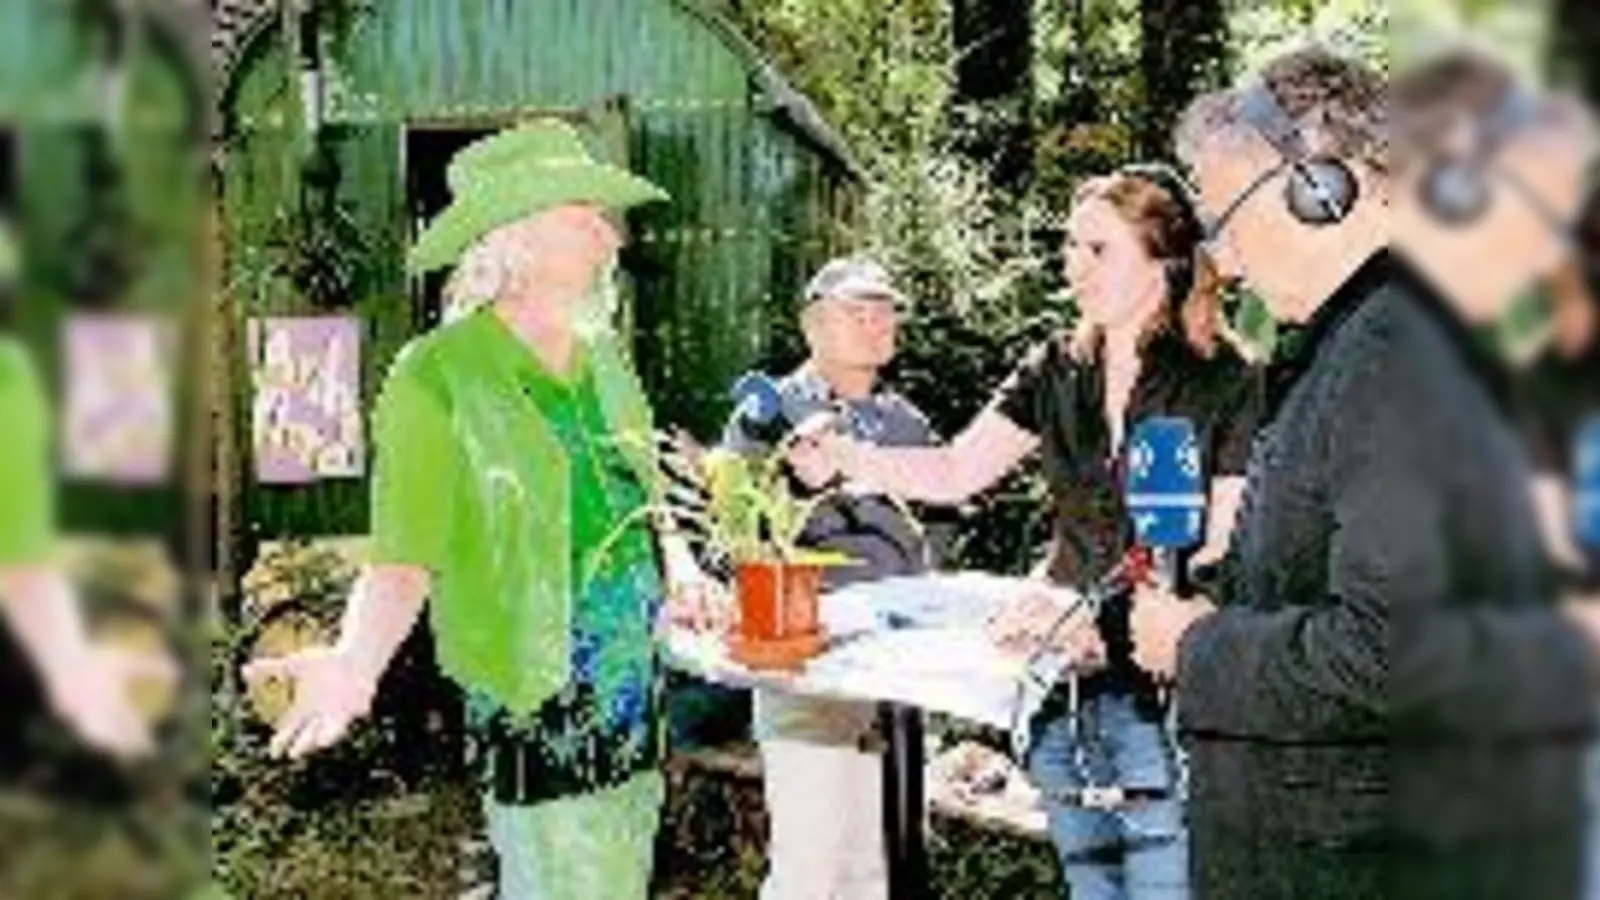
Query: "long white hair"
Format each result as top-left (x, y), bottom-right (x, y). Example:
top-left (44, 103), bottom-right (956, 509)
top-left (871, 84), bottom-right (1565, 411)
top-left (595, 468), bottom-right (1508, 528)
top-left (440, 221), bottom-right (622, 337)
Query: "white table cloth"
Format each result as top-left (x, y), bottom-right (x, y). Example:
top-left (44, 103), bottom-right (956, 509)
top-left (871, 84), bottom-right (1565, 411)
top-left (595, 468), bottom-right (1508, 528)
top-left (664, 571), bottom-right (1083, 735)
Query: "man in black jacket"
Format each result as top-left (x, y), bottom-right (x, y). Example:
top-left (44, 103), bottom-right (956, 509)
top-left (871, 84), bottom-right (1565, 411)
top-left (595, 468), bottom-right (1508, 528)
top-left (1390, 50), bottom-right (1600, 899)
top-left (1129, 46), bottom-right (1600, 899)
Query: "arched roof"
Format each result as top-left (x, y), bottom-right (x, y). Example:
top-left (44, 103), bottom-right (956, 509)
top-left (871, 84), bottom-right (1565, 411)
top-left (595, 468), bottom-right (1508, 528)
top-left (210, 0), bottom-right (860, 177)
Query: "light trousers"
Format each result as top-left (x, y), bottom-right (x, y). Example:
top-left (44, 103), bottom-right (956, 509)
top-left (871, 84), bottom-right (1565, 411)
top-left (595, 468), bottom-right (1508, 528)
top-left (757, 689), bottom-right (888, 900)
top-left (484, 771), bottom-right (664, 899)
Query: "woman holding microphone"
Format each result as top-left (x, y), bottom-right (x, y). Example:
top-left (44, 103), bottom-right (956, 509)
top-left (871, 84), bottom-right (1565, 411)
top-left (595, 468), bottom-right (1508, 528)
top-left (789, 165), bottom-right (1263, 899)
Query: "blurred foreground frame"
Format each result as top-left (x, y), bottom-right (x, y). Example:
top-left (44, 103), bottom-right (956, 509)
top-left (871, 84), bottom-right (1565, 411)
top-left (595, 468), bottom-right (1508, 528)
top-left (0, 1), bottom-right (212, 898)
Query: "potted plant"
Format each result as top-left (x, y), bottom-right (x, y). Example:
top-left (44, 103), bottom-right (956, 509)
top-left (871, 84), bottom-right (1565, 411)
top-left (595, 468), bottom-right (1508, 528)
top-left (692, 446), bottom-right (854, 669)
top-left (593, 431), bottom-right (867, 670)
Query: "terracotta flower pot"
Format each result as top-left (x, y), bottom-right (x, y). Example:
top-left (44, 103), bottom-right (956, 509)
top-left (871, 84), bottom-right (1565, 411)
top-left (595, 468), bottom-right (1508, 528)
top-left (727, 560), bottom-right (828, 670)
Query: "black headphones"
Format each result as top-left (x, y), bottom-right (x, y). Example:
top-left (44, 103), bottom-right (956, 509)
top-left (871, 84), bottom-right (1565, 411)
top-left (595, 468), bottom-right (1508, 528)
top-left (1211, 80), bottom-right (1362, 231)
top-left (1412, 81), bottom-right (1561, 230)
top-left (1117, 162), bottom-right (1205, 305)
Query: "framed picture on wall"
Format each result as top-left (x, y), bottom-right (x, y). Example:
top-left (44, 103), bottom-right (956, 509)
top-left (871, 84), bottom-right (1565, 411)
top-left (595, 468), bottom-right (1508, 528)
top-left (248, 317), bottom-right (364, 485)
top-left (60, 314), bottom-right (175, 485)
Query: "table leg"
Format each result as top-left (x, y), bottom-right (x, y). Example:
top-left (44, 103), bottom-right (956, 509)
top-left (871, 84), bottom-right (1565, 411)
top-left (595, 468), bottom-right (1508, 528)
top-left (879, 701), bottom-right (928, 900)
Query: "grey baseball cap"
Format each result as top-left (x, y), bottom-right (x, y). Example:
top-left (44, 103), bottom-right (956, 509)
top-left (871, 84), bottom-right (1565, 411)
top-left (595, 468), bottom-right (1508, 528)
top-left (802, 257), bottom-right (906, 308)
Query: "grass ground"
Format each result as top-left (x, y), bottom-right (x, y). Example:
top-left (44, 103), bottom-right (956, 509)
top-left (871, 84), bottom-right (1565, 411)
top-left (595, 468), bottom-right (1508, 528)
top-left (204, 759), bottom-right (1060, 899)
top-left (0, 749), bottom-right (1061, 899)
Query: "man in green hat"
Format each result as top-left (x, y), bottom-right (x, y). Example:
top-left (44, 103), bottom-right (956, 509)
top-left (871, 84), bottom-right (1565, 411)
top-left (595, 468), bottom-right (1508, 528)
top-left (244, 119), bottom-right (719, 898)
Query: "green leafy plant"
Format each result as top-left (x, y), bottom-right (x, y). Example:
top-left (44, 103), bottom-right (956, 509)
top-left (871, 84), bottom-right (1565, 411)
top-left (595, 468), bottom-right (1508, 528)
top-left (586, 431), bottom-right (869, 588)
top-left (692, 446), bottom-right (845, 565)
top-left (262, 146), bottom-right (370, 310)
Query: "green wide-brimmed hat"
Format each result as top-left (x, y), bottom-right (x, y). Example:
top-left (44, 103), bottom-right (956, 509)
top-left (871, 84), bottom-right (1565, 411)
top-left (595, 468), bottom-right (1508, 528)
top-left (407, 118), bottom-right (669, 274)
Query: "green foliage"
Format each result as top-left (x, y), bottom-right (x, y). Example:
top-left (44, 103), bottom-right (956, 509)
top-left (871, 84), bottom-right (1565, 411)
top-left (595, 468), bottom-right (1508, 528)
top-left (209, 609), bottom-right (481, 897)
top-left (591, 431), bottom-right (851, 579)
top-left (727, 0), bottom-right (1061, 572)
top-left (695, 449), bottom-right (838, 563)
top-left (1391, 0), bottom-right (1551, 76)
top-left (1232, 287), bottom-right (1282, 357)
top-left (731, 0), bottom-right (952, 159)
top-left (216, 539), bottom-right (484, 896)
top-left (1033, 0), bottom-right (1141, 110)
top-left (1230, 0), bottom-right (1391, 75)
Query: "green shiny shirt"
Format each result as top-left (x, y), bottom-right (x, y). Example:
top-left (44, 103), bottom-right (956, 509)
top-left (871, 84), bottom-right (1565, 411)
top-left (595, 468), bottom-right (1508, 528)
top-left (369, 308), bottom-right (659, 716)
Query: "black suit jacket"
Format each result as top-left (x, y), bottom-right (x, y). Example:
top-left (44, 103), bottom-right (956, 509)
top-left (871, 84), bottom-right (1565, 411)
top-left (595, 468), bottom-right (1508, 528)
top-left (1175, 250), bottom-right (1600, 899)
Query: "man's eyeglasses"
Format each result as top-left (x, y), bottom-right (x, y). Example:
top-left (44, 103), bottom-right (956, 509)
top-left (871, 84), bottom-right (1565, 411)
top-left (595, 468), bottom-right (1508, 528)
top-left (1198, 163), bottom-right (1290, 248)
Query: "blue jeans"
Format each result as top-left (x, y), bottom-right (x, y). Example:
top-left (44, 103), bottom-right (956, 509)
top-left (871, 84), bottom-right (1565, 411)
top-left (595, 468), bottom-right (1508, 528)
top-left (1026, 693), bottom-right (1189, 900)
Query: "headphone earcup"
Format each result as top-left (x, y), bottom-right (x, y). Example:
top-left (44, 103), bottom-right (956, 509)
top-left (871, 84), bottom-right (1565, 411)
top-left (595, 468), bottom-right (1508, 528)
top-left (1419, 161), bottom-right (1492, 226)
top-left (1285, 159), bottom-right (1359, 225)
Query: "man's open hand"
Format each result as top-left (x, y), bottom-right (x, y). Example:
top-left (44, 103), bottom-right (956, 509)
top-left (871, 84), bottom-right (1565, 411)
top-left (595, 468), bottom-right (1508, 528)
top-left (241, 647), bottom-right (376, 760)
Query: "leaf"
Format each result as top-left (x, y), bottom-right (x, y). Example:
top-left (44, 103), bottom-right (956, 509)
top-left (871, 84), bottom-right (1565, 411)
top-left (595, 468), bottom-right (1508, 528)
top-left (785, 549), bottom-right (862, 567)
top-left (581, 500), bottom-right (670, 589)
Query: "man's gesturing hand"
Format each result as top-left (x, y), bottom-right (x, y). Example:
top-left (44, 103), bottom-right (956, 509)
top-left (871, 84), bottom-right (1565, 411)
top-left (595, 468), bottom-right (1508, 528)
top-left (242, 647), bottom-right (377, 760)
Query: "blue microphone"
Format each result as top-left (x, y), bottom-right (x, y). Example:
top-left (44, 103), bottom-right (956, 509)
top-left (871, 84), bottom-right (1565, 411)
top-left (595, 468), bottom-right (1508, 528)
top-left (1123, 417), bottom-right (1207, 590)
top-left (1574, 415), bottom-right (1600, 561)
top-left (729, 371), bottom-right (789, 446)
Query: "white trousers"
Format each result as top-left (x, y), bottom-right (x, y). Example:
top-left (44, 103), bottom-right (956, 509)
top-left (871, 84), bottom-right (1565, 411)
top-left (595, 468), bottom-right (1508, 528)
top-left (757, 689), bottom-right (888, 900)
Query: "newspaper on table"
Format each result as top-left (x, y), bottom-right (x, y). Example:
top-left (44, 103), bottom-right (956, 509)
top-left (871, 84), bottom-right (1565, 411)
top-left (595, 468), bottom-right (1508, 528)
top-left (664, 571), bottom-right (1086, 753)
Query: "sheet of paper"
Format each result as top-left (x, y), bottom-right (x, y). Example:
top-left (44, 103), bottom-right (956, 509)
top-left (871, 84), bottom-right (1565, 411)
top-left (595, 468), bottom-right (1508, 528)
top-left (664, 571), bottom-right (1085, 733)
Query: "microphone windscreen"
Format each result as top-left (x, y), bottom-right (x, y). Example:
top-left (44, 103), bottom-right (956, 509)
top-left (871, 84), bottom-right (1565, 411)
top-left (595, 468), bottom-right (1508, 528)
top-left (729, 371), bottom-right (787, 444)
top-left (1123, 416), bottom-right (1206, 551)
top-left (1575, 415), bottom-right (1600, 552)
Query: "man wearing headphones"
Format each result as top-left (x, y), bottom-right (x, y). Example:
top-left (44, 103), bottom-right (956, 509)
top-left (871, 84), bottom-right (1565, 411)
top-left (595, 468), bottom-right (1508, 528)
top-left (1128, 46), bottom-right (1600, 898)
top-left (1390, 49), bottom-right (1600, 899)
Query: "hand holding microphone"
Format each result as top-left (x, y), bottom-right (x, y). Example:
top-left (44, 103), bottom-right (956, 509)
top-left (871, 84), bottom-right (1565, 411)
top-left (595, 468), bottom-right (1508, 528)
top-left (730, 370), bottom-right (852, 490)
top-left (1573, 416), bottom-right (1600, 579)
top-left (1129, 583), bottom-right (1215, 679)
top-left (1560, 417), bottom-right (1600, 645)
top-left (783, 411), bottom-right (852, 490)
top-left (1124, 417), bottom-right (1217, 679)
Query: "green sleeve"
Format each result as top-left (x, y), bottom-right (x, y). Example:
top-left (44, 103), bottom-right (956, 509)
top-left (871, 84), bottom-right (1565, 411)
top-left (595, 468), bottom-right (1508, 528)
top-left (0, 341), bottom-right (54, 566)
top-left (369, 349), bottom-right (459, 570)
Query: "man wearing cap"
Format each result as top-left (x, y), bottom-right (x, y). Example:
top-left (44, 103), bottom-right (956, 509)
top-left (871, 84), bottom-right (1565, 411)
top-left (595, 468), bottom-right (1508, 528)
top-left (244, 119), bottom-right (716, 898)
top-left (721, 257), bottom-right (947, 900)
